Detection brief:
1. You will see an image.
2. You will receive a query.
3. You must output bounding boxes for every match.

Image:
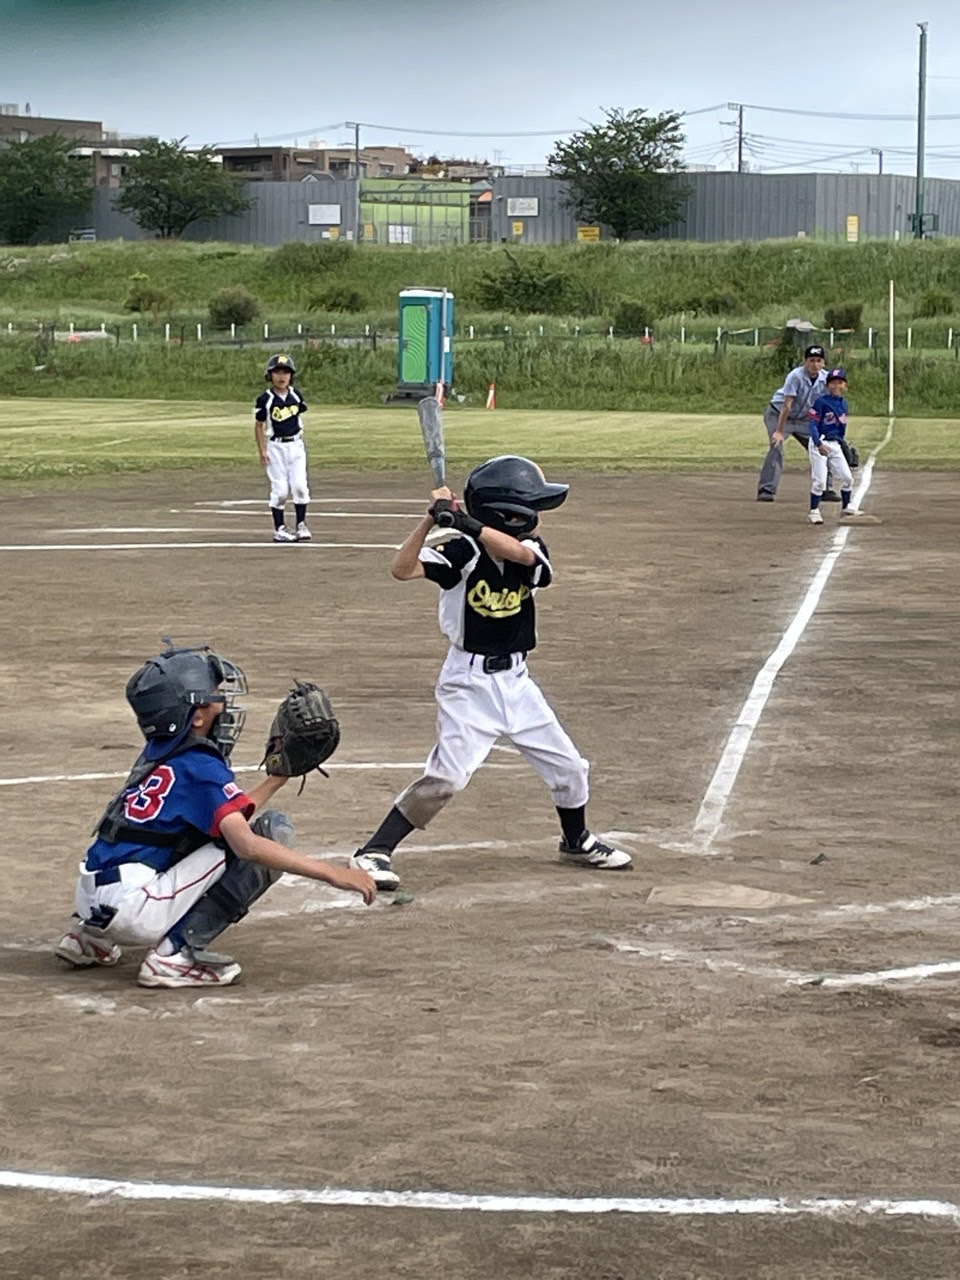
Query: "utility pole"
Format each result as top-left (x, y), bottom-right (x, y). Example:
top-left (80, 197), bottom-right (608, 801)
top-left (723, 103), bottom-right (745, 173)
top-left (914, 22), bottom-right (928, 238)
top-left (871, 147), bottom-right (884, 175)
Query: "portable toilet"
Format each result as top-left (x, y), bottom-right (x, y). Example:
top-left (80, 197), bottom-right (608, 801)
top-left (396, 287), bottom-right (454, 400)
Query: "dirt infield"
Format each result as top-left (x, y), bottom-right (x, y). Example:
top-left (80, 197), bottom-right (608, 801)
top-left (2, 465), bottom-right (959, 1279)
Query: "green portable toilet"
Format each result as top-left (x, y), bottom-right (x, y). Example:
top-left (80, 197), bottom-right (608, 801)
top-left (397, 287), bottom-right (454, 399)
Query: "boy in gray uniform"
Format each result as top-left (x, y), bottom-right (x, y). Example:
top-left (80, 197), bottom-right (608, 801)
top-left (757, 345), bottom-right (837, 502)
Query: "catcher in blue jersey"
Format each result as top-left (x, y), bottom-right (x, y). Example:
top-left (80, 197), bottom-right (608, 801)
top-left (55, 645), bottom-right (374, 988)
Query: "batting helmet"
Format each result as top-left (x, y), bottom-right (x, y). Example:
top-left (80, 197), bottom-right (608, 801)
top-left (265, 353), bottom-right (296, 380)
top-left (464, 455), bottom-right (569, 536)
top-left (126, 644), bottom-right (247, 759)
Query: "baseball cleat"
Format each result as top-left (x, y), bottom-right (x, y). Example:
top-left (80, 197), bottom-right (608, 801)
top-left (137, 946), bottom-right (242, 988)
top-left (820, 489), bottom-right (841, 502)
top-left (807, 509), bottom-right (824, 525)
top-left (558, 832), bottom-right (633, 871)
top-left (756, 492), bottom-right (775, 502)
top-left (296, 522), bottom-right (312, 541)
top-left (350, 849), bottom-right (400, 891)
top-left (273, 527), bottom-right (296, 543)
top-left (840, 509), bottom-right (882, 524)
top-left (55, 927), bottom-right (122, 968)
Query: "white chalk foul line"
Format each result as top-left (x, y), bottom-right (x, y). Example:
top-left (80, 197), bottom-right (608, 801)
top-left (0, 541), bottom-right (398, 553)
top-left (0, 761), bottom-right (521, 788)
top-left (1, 1170), bottom-right (957, 1222)
top-left (691, 420), bottom-right (894, 851)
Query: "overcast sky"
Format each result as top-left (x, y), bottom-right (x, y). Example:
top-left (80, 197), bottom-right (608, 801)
top-left (3, 0), bottom-right (960, 177)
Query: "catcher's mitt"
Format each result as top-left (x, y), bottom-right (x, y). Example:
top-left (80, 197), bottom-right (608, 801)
top-left (261, 680), bottom-right (340, 787)
top-left (840, 439), bottom-right (861, 469)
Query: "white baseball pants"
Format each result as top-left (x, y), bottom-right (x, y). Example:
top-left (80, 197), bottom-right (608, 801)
top-left (395, 646), bottom-right (590, 828)
top-left (73, 844), bottom-right (228, 947)
top-left (809, 439), bottom-right (853, 495)
top-left (266, 435), bottom-right (310, 507)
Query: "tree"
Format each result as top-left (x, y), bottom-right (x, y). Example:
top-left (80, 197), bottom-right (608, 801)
top-left (548, 108), bottom-right (692, 241)
top-left (0, 134), bottom-right (92, 244)
top-left (116, 138), bottom-right (252, 239)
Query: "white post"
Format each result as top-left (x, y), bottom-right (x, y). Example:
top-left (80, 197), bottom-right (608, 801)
top-left (132, 323), bottom-right (138, 342)
top-left (365, 323), bottom-right (370, 336)
top-left (165, 323), bottom-right (171, 343)
top-left (716, 326), bottom-right (722, 344)
top-left (645, 326), bottom-right (651, 343)
top-left (331, 323), bottom-right (336, 336)
top-left (263, 323), bottom-right (269, 340)
top-left (680, 312), bottom-right (686, 344)
top-left (888, 279), bottom-right (895, 418)
top-left (868, 327), bottom-right (874, 348)
top-left (948, 327), bottom-right (954, 349)
top-left (100, 323), bottom-right (106, 334)
top-left (69, 321), bottom-right (75, 334)
top-left (469, 324), bottom-right (475, 340)
top-left (754, 327), bottom-right (759, 346)
top-left (539, 325), bottom-right (544, 336)
top-left (907, 326), bottom-right (912, 349)
top-left (297, 322), bottom-right (302, 335)
top-left (197, 323), bottom-right (202, 341)
top-left (608, 325), bottom-right (614, 339)
top-left (230, 323), bottom-right (236, 339)
top-left (574, 326), bottom-right (580, 337)
top-left (830, 327), bottom-right (835, 347)
top-left (6, 323), bottom-right (11, 333)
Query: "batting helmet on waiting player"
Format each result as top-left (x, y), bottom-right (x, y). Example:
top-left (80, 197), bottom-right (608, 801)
top-left (265, 353), bottom-right (297, 380)
top-left (464, 455), bottom-right (569, 536)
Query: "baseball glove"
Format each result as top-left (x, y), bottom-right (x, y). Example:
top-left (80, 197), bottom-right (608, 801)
top-left (840, 439), bottom-right (861, 469)
top-left (261, 680), bottom-right (340, 788)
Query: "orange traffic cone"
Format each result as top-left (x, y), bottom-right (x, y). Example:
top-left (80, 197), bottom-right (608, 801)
top-left (485, 382), bottom-right (496, 410)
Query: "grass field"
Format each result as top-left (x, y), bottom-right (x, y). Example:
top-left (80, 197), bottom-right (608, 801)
top-left (1, 400), bottom-right (959, 483)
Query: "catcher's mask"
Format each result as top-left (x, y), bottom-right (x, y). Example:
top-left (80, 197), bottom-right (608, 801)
top-left (265, 353), bottom-right (296, 380)
top-left (463, 455), bottom-right (569, 536)
top-left (126, 644), bottom-right (247, 760)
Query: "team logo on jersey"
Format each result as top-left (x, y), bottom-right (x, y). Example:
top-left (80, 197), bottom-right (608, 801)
top-left (223, 781), bottom-right (241, 799)
top-left (124, 764), bottom-right (176, 823)
top-left (467, 579), bottom-right (531, 618)
top-left (270, 403), bottom-right (301, 422)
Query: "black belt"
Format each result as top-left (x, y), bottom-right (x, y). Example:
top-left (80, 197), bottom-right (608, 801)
top-left (478, 653), bottom-right (524, 674)
top-left (271, 434), bottom-right (302, 444)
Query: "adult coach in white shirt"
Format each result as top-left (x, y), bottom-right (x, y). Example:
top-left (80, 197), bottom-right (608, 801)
top-left (757, 344), bottom-right (837, 502)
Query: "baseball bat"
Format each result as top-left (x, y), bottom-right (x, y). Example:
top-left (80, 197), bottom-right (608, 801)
top-left (416, 396), bottom-right (456, 527)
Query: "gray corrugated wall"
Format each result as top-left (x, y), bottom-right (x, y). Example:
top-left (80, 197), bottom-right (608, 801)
top-left (89, 173), bottom-right (960, 246)
top-left (91, 179), bottom-right (359, 244)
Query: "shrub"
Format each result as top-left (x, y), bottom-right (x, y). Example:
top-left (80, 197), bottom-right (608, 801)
top-left (823, 301), bottom-right (863, 331)
top-left (915, 289), bottom-right (954, 318)
top-left (123, 274), bottom-right (175, 317)
top-left (473, 250), bottom-right (571, 314)
top-left (611, 299), bottom-right (655, 334)
top-left (683, 291), bottom-right (744, 316)
top-left (208, 285), bottom-right (260, 329)
top-left (307, 283), bottom-right (367, 313)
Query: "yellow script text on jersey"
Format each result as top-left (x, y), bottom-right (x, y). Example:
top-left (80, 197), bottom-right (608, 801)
top-left (271, 404), bottom-right (301, 422)
top-left (467, 580), bottom-right (530, 618)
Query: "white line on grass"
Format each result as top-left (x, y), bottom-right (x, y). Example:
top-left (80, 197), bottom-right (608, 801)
top-left (1, 1170), bottom-right (957, 1222)
top-left (690, 421), bottom-right (895, 852)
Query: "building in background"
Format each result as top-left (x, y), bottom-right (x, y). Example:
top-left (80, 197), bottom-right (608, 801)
top-left (0, 104), bottom-right (140, 188)
top-left (216, 143), bottom-right (417, 181)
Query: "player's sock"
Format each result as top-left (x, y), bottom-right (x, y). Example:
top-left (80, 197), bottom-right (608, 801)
top-left (810, 493), bottom-right (822, 510)
top-left (155, 935), bottom-right (179, 957)
top-left (295, 503), bottom-right (307, 525)
top-left (271, 507), bottom-right (286, 530)
top-left (361, 806), bottom-right (414, 854)
top-left (557, 805), bottom-right (588, 848)
top-left (841, 490), bottom-right (851, 509)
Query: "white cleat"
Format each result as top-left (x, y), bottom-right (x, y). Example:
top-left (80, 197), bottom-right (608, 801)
top-left (807, 509), bottom-right (824, 525)
top-left (350, 849), bottom-right (400, 891)
top-left (296, 522), bottom-right (312, 542)
top-left (273, 527), bottom-right (296, 543)
top-left (137, 947), bottom-right (242, 989)
top-left (55, 927), bottom-right (122, 968)
top-left (840, 509), bottom-right (882, 524)
top-left (558, 832), bottom-right (633, 871)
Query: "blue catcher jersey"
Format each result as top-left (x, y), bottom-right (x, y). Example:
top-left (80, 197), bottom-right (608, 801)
top-left (85, 744), bottom-right (254, 873)
top-left (419, 534), bottom-right (553, 655)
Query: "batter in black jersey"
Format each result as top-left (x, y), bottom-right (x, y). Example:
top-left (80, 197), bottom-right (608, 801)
top-left (349, 454), bottom-right (633, 892)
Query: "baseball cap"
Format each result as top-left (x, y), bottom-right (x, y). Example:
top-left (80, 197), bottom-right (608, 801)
top-left (804, 344), bottom-right (826, 359)
top-left (826, 366), bottom-right (848, 383)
